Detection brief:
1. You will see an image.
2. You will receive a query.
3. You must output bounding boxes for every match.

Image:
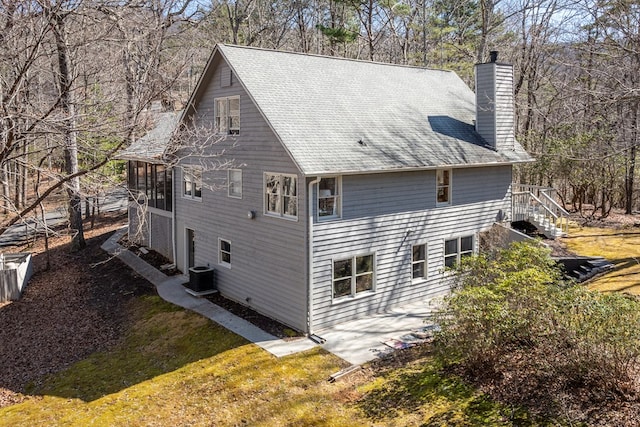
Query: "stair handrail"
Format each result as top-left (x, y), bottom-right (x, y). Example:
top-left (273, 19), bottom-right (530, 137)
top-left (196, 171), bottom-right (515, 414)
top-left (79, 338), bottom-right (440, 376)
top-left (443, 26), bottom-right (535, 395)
top-left (528, 192), bottom-right (558, 219)
top-left (539, 190), bottom-right (569, 234)
top-left (527, 192), bottom-right (564, 238)
top-left (512, 184), bottom-right (569, 236)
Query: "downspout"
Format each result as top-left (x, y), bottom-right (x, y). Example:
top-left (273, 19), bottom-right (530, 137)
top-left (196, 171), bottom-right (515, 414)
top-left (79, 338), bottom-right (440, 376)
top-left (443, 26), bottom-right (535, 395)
top-left (307, 177), bottom-right (320, 335)
top-left (171, 166), bottom-right (177, 267)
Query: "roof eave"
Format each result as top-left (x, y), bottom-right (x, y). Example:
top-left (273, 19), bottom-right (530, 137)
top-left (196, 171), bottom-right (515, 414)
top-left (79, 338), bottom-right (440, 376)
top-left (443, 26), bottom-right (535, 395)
top-left (301, 157), bottom-right (534, 177)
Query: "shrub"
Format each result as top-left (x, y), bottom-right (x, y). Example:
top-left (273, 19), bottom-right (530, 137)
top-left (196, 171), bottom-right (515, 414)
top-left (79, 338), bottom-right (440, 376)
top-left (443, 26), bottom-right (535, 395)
top-left (434, 241), bottom-right (640, 419)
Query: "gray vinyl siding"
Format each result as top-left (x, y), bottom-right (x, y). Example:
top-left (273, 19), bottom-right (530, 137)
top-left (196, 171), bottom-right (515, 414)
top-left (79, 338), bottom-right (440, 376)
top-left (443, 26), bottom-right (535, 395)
top-left (494, 65), bottom-right (516, 151)
top-left (475, 63), bottom-right (496, 148)
top-left (174, 56), bottom-right (307, 332)
top-left (310, 165), bottom-right (512, 331)
top-left (475, 62), bottom-right (515, 152)
top-left (149, 210), bottom-right (173, 260)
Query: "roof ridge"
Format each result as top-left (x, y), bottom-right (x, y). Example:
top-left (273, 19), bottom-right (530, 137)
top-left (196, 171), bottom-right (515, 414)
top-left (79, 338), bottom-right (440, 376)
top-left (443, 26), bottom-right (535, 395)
top-left (217, 43), bottom-right (455, 74)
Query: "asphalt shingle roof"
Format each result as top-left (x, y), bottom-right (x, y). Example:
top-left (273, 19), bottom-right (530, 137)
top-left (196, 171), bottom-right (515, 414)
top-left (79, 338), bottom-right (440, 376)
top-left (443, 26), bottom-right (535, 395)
top-left (117, 111), bottom-right (181, 163)
top-left (217, 44), bottom-right (532, 175)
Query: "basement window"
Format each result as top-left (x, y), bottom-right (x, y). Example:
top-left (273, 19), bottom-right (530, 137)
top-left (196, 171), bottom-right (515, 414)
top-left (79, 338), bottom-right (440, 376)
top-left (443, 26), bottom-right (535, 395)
top-left (333, 253), bottom-right (375, 299)
top-left (412, 243), bottom-right (427, 280)
top-left (444, 235), bottom-right (474, 268)
top-left (219, 238), bottom-right (231, 268)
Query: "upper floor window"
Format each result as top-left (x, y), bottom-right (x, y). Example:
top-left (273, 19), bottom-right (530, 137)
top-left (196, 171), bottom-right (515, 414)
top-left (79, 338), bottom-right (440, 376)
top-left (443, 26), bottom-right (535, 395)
top-left (333, 253), bottom-right (375, 299)
top-left (318, 177), bottom-right (341, 220)
top-left (228, 169), bottom-right (242, 198)
top-left (436, 169), bottom-right (451, 205)
top-left (215, 96), bottom-right (240, 135)
top-left (412, 243), bottom-right (427, 280)
top-left (444, 235), bottom-right (474, 268)
top-left (265, 173), bottom-right (297, 219)
top-left (183, 166), bottom-right (202, 200)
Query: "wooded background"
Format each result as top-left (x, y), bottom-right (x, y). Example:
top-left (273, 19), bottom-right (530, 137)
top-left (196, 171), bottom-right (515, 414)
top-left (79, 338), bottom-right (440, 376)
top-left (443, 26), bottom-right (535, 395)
top-left (1, 0), bottom-right (638, 249)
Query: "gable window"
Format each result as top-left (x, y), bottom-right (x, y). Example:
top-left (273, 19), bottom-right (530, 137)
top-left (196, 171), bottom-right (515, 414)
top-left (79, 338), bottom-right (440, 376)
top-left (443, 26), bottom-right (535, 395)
top-left (219, 238), bottom-right (231, 267)
top-left (436, 169), bottom-right (451, 205)
top-left (228, 169), bottom-right (242, 198)
top-left (333, 254), bottom-right (375, 299)
top-left (215, 96), bottom-right (240, 135)
top-left (183, 167), bottom-right (202, 200)
top-left (318, 177), bottom-right (341, 220)
top-left (444, 235), bottom-right (474, 268)
top-left (265, 173), bottom-right (297, 219)
top-left (412, 243), bottom-right (427, 280)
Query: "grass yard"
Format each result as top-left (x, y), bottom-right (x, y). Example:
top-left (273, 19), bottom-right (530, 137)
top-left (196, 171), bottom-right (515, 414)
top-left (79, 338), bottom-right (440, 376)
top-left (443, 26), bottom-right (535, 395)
top-left (0, 215), bottom-right (590, 426)
top-left (563, 225), bottom-right (640, 295)
top-left (1, 294), bottom-right (530, 426)
top-left (1, 295), bottom-right (360, 426)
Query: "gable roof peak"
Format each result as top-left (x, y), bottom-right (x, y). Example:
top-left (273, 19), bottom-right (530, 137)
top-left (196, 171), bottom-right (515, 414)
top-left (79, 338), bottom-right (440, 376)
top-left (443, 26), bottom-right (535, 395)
top-left (217, 43), bottom-right (455, 75)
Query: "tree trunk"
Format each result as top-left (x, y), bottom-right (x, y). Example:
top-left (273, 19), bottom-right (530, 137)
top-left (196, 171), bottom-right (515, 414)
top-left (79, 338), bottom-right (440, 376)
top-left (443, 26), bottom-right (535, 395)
top-left (625, 107), bottom-right (639, 214)
top-left (51, 8), bottom-right (85, 251)
top-left (1, 162), bottom-right (9, 214)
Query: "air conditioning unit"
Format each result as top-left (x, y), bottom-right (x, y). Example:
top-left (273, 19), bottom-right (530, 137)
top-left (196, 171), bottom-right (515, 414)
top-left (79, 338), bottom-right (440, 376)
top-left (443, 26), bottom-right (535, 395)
top-left (187, 266), bottom-right (215, 293)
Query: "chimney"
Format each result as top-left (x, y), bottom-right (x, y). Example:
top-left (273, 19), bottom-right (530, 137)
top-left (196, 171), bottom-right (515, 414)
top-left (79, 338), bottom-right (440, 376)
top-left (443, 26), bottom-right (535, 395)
top-left (474, 51), bottom-right (515, 151)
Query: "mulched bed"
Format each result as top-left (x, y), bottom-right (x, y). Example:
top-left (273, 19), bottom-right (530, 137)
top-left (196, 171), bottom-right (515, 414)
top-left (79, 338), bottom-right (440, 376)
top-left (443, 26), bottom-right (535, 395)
top-left (206, 293), bottom-right (303, 340)
top-left (121, 238), bottom-right (303, 340)
top-left (0, 213), bottom-right (155, 408)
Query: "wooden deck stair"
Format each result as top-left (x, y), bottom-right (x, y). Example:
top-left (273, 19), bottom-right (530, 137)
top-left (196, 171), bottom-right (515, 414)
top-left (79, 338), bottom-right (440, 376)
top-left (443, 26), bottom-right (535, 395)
top-left (512, 184), bottom-right (569, 239)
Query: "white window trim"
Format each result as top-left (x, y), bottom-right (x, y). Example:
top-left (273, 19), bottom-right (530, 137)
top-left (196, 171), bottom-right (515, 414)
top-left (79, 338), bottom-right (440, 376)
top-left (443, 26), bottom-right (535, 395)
top-left (443, 234), bottom-right (475, 269)
top-left (182, 166), bottom-right (202, 201)
top-left (219, 238), bottom-right (231, 269)
top-left (264, 172), bottom-right (298, 220)
top-left (436, 168), bottom-right (452, 206)
top-left (214, 96), bottom-right (240, 135)
top-left (411, 242), bottom-right (428, 282)
top-left (228, 169), bottom-right (242, 199)
top-left (317, 176), bottom-right (342, 221)
top-left (331, 252), bottom-right (376, 302)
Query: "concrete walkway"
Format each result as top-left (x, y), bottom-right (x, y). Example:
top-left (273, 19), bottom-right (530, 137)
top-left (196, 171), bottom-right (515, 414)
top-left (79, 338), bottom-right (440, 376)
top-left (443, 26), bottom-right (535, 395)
top-left (102, 227), bottom-right (439, 365)
top-left (102, 227), bottom-right (316, 358)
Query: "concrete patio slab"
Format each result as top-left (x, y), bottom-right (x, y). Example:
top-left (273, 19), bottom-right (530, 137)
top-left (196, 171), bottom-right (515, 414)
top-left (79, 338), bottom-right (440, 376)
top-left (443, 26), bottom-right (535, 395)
top-left (316, 300), bottom-right (440, 365)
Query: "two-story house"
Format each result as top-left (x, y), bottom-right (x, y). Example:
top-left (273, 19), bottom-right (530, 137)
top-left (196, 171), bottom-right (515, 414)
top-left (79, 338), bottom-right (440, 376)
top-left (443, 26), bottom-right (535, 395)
top-left (119, 44), bottom-right (533, 334)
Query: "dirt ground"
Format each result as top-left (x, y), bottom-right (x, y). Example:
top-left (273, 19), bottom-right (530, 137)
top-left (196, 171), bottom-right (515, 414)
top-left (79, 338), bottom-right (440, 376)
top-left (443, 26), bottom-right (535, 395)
top-left (0, 213), bottom-right (155, 408)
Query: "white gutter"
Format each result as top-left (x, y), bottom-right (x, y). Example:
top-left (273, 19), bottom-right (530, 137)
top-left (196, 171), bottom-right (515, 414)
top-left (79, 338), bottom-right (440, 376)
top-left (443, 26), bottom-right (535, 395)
top-left (301, 159), bottom-right (535, 177)
top-left (307, 177), bottom-right (320, 335)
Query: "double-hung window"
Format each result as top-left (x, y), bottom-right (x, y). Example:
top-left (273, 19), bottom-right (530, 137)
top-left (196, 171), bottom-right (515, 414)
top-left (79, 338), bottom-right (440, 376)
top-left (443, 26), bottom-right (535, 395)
top-left (436, 169), bottom-right (451, 205)
top-left (412, 243), bottom-right (427, 280)
top-left (219, 238), bottom-right (231, 267)
top-left (228, 169), bottom-right (242, 198)
top-left (265, 173), bottom-right (297, 219)
top-left (183, 166), bottom-right (202, 200)
top-left (318, 177), bottom-right (341, 219)
top-left (333, 254), bottom-right (375, 299)
top-left (215, 96), bottom-right (240, 134)
top-left (444, 235), bottom-right (474, 268)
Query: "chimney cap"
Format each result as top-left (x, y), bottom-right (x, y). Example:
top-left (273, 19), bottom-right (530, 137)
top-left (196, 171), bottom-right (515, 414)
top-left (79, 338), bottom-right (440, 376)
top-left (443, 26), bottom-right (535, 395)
top-left (489, 51), bottom-right (498, 63)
